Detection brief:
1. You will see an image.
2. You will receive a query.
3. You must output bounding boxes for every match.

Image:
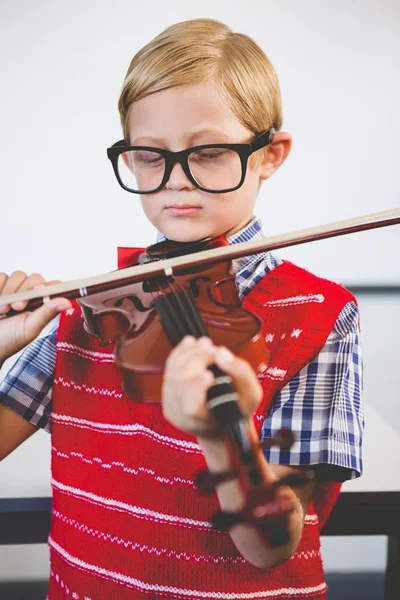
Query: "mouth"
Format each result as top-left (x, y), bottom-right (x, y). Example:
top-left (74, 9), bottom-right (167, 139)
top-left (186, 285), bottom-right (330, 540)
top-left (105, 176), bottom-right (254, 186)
top-left (166, 204), bottom-right (203, 216)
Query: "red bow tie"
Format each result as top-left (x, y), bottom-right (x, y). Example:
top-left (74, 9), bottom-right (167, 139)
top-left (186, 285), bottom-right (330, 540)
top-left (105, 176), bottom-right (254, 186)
top-left (117, 235), bottom-right (229, 270)
top-left (117, 247), bottom-right (144, 269)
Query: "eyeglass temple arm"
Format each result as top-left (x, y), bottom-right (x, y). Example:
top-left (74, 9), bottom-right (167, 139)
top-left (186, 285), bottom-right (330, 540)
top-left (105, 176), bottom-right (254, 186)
top-left (250, 128), bottom-right (276, 152)
top-left (111, 139), bottom-right (128, 149)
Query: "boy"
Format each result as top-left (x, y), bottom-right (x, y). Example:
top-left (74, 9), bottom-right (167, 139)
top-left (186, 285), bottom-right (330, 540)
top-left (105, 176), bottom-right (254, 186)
top-left (0, 18), bottom-right (362, 600)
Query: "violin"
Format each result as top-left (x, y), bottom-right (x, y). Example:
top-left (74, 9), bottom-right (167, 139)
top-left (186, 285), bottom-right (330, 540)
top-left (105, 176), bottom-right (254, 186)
top-left (79, 235), bottom-right (269, 401)
top-left (2, 208), bottom-right (399, 542)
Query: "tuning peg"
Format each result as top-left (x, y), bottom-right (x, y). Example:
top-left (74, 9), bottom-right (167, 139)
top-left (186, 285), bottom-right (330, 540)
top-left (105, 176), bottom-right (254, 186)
top-left (260, 428), bottom-right (295, 450)
top-left (211, 510), bottom-right (243, 531)
top-left (194, 468), bottom-right (239, 495)
top-left (276, 468), bottom-right (316, 488)
top-left (262, 520), bottom-right (290, 546)
top-left (211, 509), bottom-right (290, 546)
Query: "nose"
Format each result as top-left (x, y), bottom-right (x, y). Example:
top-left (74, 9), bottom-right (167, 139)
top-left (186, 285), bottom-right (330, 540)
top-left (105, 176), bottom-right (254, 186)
top-left (165, 161), bottom-right (195, 192)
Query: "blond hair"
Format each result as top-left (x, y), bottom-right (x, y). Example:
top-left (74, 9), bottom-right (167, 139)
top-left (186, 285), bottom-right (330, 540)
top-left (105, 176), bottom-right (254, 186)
top-left (118, 18), bottom-right (282, 143)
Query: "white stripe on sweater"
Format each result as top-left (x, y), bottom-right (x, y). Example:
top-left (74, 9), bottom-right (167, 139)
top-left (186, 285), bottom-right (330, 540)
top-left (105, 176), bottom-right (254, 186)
top-left (57, 342), bottom-right (114, 363)
top-left (50, 569), bottom-right (90, 599)
top-left (50, 415), bottom-right (202, 453)
top-left (264, 366), bottom-right (287, 380)
top-left (54, 377), bottom-right (123, 398)
top-left (52, 508), bottom-right (320, 565)
top-left (304, 514), bottom-right (319, 524)
top-left (52, 509), bottom-right (246, 564)
top-left (263, 294), bottom-right (325, 307)
top-left (52, 477), bottom-right (318, 532)
top-left (49, 536), bottom-right (327, 598)
top-left (52, 446), bottom-right (195, 487)
top-left (51, 478), bottom-right (212, 530)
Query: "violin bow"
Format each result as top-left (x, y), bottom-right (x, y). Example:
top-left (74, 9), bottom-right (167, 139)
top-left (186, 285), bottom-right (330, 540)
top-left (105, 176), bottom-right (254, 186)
top-left (1, 207), bottom-right (399, 313)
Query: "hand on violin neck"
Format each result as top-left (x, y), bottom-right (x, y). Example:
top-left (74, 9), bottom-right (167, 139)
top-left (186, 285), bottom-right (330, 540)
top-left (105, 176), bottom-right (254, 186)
top-left (161, 335), bottom-right (263, 440)
top-left (198, 432), bottom-right (314, 568)
top-left (0, 272), bottom-right (71, 367)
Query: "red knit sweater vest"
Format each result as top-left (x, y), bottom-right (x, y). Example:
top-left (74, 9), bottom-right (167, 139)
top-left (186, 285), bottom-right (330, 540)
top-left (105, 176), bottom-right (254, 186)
top-left (48, 260), bottom-right (353, 600)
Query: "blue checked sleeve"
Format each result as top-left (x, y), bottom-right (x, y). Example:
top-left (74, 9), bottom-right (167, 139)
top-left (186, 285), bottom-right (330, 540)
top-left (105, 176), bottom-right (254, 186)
top-left (0, 316), bottom-right (60, 433)
top-left (261, 301), bottom-right (363, 480)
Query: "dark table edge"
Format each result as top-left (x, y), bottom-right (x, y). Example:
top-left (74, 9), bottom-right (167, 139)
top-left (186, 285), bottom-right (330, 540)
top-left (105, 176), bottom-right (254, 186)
top-left (345, 285), bottom-right (400, 295)
top-left (1, 491), bottom-right (399, 544)
top-left (1, 491), bottom-right (399, 600)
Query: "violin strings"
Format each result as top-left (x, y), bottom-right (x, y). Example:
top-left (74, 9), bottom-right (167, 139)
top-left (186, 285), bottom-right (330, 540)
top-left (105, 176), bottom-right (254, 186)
top-left (164, 276), bottom-right (208, 339)
top-left (158, 289), bottom-right (188, 341)
top-left (150, 276), bottom-right (195, 342)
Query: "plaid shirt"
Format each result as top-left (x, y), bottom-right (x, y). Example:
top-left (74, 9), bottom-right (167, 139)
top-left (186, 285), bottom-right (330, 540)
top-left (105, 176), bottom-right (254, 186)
top-left (0, 217), bottom-right (363, 478)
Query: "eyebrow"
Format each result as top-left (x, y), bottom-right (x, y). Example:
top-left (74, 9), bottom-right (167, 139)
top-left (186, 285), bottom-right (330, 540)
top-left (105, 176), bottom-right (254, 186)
top-left (188, 129), bottom-right (232, 143)
top-left (131, 129), bottom-right (232, 146)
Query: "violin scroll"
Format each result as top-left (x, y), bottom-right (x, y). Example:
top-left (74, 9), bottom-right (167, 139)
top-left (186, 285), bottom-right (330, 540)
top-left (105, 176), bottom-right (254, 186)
top-left (194, 428), bottom-right (295, 495)
top-left (209, 467), bottom-right (316, 545)
top-left (195, 428), bottom-right (316, 544)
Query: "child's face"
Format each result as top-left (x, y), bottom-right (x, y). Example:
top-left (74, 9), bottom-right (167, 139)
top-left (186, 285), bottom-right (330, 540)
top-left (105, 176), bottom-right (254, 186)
top-left (127, 83), bottom-right (273, 242)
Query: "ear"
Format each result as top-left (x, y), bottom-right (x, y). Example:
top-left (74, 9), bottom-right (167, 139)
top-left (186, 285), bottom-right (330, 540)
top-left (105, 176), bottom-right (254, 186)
top-left (259, 132), bottom-right (292, 180)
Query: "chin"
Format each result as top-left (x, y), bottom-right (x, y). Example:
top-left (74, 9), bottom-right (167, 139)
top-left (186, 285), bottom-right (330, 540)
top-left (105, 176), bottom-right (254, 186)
top-left (162, 223), bottom-right (219, 243)
top-left (168, 232), bottom-right (205, 243)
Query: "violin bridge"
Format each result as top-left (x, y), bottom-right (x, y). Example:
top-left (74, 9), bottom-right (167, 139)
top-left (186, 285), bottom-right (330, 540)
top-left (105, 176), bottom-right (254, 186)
top-left (164, 266), bottom-right (174, 277)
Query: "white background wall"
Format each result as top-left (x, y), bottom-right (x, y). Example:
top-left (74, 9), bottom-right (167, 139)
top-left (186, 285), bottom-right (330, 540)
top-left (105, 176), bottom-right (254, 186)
top-left (0, 0), bottom-right (399, 283)
top-left (0, 0), bottom-right (399, 582)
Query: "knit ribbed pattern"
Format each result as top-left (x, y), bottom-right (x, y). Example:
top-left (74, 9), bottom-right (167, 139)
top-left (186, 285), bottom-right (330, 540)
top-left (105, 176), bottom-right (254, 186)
top-left (48, 259), bottom-right (353, 599)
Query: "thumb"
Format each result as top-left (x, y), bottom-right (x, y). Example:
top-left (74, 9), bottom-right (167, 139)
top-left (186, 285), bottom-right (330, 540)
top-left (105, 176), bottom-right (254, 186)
top-left (24, 298), bottom-right (72, 342)
top-left (214, 347), bottom-right (263, 414)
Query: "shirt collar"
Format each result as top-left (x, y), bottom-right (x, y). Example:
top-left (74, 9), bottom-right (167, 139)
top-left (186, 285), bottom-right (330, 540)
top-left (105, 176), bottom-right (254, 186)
top-left (226, 217), bottom-right (265, 274)
top-left (156, 216), bottom-right (264, 246)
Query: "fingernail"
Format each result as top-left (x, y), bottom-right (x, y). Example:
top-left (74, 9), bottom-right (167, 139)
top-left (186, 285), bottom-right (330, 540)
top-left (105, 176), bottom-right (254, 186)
top-left (182, 335), bottom-right (196, 346)
top-left (11, 302), bottom-right (26, 311)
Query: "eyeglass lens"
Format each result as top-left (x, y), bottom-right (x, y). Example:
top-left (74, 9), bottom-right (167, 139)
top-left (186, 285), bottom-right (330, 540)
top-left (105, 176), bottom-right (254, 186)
top-left (117, 148), bottom-right (243, 192)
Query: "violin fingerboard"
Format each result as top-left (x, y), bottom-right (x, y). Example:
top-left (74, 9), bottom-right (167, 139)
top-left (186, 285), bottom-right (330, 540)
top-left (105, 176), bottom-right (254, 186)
top-left (207, 364), bottom-right (248, 430)
top-left (154, 290), bottom-right (208, 345)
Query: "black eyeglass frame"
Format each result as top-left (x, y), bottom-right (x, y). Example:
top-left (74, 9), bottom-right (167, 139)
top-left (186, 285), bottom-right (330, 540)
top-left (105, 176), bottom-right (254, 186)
top-left (106, 128), bottom-right (276, 194)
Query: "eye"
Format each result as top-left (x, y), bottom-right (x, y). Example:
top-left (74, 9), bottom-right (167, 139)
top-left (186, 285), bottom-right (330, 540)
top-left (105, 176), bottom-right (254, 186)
top-left (132, 151), bottom-right (164, 165)
top-left (193, 149), bottom-right (228, 161)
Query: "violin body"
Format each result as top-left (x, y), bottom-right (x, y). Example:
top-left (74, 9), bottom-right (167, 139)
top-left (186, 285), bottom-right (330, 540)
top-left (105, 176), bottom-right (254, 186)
top-left (78, 257), bottom-right (269, 402)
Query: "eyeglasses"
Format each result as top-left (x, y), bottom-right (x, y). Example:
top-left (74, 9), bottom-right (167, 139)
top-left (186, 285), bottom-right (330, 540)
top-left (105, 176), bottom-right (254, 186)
top-left (107, 128), bottom-right (275, 194)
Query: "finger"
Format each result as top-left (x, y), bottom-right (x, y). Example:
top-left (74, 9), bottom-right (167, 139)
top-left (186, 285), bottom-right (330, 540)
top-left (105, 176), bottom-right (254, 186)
top-left (181, 376), bottom-right (216, 420)
top-left (1, 271), bottom-right (27, 296)
top-left (10, 273), bottom-right (46, 311)
top-left (176, 360), bottom-right (216, 386)
top-left (21, 273), bottom-right (45, 289)
top-left (176, 337), bottom-right (216, 372)
top-left (24, 298), bottom-right (72, 341)
top-left (166, 336), bottom-right (215, 372)
top-left (0, 273), bottom-right (7, 295)
top-left (214, 347), bottom-right (263, 412)
top-left (0, 271), bottom-right (28, 313)
top-left (165, 352), bottom-right (215, 386)
top-left (165, 336), bottom-right (195, 370)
